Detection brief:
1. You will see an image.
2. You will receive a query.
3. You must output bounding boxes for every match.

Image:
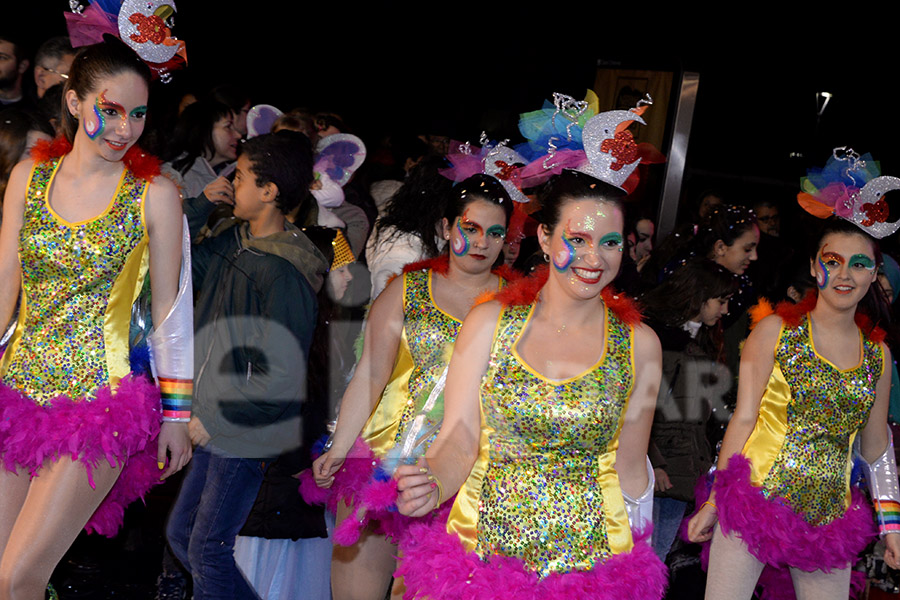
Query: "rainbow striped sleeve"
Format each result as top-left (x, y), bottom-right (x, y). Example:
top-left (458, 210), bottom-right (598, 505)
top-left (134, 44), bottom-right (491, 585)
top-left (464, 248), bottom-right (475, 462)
top-left (875, 499), bottom-right (900, 535)
top-left (159, 377), bottom-right (192, 422)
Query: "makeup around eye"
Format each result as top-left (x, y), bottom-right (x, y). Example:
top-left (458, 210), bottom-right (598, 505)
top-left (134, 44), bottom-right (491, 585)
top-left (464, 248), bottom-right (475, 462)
top-left (820, 251), bottom-right (844, 268)
top-left (849, 254), bottom-right (876, 270)
top-left (599, 232), bottom-right (624, 248)
top-left (486, 225), bottom-right (506, 239)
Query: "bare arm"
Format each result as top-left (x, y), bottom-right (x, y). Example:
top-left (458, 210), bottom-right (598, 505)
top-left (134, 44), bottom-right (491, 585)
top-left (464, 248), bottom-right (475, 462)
top-left (687, 314), bottom-right (780, 542)
top-left (145, 176), bottom-right (191, 478)
top-left (312, 275), bottom-right (404, 486)
top-left (859, 343), bottom-right (893, 462)
top-left (0, 161), bottom-right (31, 331)
top-left (615, 323), bottom-right (662, 499)
top-left (396, 300), bottom-right (501, 516)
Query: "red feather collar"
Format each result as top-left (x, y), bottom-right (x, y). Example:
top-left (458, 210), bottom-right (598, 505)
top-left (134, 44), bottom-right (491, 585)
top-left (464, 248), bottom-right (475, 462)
top-left (753, 291), bottom-right (886, 343)
top-left (30, 137), bottom-right (161, 182)
top-left (493, 265), bottom-right (643, 326)
top-left (402, 254), bottom-right (523, 283)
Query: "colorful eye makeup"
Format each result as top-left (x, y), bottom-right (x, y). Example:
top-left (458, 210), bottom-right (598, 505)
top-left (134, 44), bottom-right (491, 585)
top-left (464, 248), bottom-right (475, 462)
top-left (850, 254), bottom-right (876, 270)
top-left (486, 225), bottom-right (507, 239)
top-left (83, 89), bottom-right (147, 140)
top-left (599, 232), bottom-right (624, 251)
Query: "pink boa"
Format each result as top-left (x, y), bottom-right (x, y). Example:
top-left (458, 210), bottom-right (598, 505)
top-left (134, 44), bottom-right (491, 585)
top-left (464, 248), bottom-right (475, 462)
top-left (298, 436), bottom-right (452, 545)
top-left (715, 454), bottom-right (876, 572)
top-left (396, 520), bottom-right (667, 600)
top-left (0, 375), bottom-right (162, 537)
top-left (297, 437), bottom-right (378, 513)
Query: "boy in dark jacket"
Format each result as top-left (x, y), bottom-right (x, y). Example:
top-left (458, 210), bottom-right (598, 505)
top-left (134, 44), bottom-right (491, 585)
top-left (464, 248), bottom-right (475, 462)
top-left (166, 132), bottom-right (328, 599)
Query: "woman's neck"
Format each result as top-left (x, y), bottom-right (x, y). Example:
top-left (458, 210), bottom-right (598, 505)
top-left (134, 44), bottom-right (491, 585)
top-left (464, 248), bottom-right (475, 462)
top-left (65, 138), bottom-right (124, 178)
top-left (537, 275), bottom-right (605, 328)
top-left (809, 296), bottom-right (858, 331)
top-left (444, 260), bottom-right (497, 289)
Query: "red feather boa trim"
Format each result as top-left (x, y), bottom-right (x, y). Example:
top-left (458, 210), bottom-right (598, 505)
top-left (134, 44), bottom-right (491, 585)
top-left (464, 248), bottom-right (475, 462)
top-left (748, 291), bottom-right (886, 343)
top-left (492, 266), bottom-right (643, 326)
top-left (402, 255), bottom-right (522, 282)
top-left (0, 376), bottom-right (163, 537)
top-left (396, 522), bottom-right (666, 600)
top-left (30, 137), bottom-right (161, 182)
top-left (714, 454), bottom-right (876, 572)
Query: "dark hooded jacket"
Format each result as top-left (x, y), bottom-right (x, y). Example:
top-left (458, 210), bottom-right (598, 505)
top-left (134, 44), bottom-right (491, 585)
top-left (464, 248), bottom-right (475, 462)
top-left (185, 193), bottom-right (329, 459)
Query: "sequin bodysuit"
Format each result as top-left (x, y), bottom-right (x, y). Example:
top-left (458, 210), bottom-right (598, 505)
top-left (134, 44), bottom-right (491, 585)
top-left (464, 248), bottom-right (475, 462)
top-left (361, 268), bottom-right (503, 454)
top-left (464, 301), bottom-right (636, 577)
top-left (742, 314), bottom-right (883, 525)
top-left (1, 156), bottom-right (150, 402)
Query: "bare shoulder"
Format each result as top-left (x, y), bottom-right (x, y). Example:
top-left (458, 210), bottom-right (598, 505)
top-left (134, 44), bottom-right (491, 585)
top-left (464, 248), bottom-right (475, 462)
top-left (462, 299), bottom-right (504, 333)
top-left (746, 314), bottom-right (783, 350)
top-left (2, 159), bottom-right (35, 218)
top-left (145, 174), bottom-right (181, 213)
top-left (632, 321), bottom-right (662, 360)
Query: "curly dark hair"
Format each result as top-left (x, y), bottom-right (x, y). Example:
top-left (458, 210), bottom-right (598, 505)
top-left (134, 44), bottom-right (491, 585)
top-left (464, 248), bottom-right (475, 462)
top-left (374, 154), bottom-right (453, 257)
top-left (239, 130), bottom-right (313, 215)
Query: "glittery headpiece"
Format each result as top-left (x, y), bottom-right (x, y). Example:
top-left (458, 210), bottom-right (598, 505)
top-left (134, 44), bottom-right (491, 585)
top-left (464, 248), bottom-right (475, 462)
top-left (516, 90), bottom-right (663, 194)
top-left (441, 133), bottom-right (529, 203)
top-left (65, 0), bottom-right (187, 82)
top-left (330, 229), bottom-right (355, 270)
top-left (797, 147), bottom-right (900, 239)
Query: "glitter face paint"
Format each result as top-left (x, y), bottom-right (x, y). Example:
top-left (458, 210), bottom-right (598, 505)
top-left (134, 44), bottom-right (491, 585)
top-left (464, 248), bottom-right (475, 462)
top-left (850, 254), bottom-right (876, 271)
top-left (486, 224), bottom-right (507, 239)
top-left (817, 245), bottom-right (843, 289)
top-left (599, 232), bottom-right (624, 252)
top-left (84, 89), bottom-right (147, 141)
top-left (552, 234), bottom-right (575, 272)
top-left (451, 210), bottom-right (472, 257)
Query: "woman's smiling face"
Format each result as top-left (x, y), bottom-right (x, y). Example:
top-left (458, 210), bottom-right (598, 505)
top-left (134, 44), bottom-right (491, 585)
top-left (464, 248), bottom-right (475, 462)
top-left (539, 198), bottom-right (624, 300)
top-left (811, 231), bottom-right (878, 309)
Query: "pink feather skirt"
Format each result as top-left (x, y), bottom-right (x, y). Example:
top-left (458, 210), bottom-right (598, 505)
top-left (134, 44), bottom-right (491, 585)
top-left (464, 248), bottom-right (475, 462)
top-left (0, 375), bottom-right (163, 537)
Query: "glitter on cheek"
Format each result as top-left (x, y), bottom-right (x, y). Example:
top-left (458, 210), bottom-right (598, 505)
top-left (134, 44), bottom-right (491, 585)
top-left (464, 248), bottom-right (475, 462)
top-left (816, 257), bottom-right (828, 289)
top-left (84, 103), bottom-right (104, 140)
top-left (451, 219), bottom-right (469, 256)
top-left (552, 237), bottom-right (575, 272)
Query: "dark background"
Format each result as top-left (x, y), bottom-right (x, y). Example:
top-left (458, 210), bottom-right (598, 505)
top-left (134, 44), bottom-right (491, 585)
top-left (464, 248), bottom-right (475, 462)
top-left (11, 3), bottom-right (900, 223)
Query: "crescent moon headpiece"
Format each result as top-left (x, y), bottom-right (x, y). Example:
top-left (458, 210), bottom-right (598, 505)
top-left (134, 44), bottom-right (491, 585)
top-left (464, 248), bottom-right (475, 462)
top-left (515, 90), bottom-right (664, 194)
top-left (440, 133), bottom-right (530, 203)
top-left (65, 0), bottom-right (187, 82)
top-left (797, 147), bottom-right (900, 239)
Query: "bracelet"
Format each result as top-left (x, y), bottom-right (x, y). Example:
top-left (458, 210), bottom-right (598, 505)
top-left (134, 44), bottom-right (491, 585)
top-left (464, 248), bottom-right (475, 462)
top-left (702, 500), bottom-right (717, 511)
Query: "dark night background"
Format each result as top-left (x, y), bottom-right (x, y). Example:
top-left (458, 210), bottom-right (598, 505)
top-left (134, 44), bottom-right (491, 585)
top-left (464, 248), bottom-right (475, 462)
top-left (10, 3), bottom-right (900, 233)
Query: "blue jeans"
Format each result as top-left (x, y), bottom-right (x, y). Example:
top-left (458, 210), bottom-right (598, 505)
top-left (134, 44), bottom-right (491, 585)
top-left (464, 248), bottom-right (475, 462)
top-left (166, 445), bottom-right (265, 600)
top-left (652, 496), bottom-right (687, 562)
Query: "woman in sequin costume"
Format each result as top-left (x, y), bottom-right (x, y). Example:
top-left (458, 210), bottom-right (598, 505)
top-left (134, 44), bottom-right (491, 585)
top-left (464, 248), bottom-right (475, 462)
top-left (688, 218), bottom-right (900, 599)
top-left (394, 170), bottom-right (667, 600)
top-left (0, 42), bottom-right (191, 597)
top-left (309, 174), bottom-right (516, 600)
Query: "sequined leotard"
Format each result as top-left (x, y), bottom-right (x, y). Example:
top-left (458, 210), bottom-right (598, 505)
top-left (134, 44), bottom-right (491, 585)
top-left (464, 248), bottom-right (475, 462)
top-left (0, 155), bottom-right (163, 536)
top-left (360, 267), bottom-right (465, 456)
top-left (713, 309), bottom-right (883, 571)
top-left (396, 287), bottom-right (667, 600)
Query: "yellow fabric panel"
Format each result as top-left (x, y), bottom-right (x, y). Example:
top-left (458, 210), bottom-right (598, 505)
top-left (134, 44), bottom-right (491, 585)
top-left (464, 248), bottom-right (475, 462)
top-left (742, 363), bottom-right (791, 486)
top-left (596, 449), bottom-right (633, 554)
top-left (361, 328), bottom-right (413, 456)
top-left (104, 232), bottom-right (149, 387)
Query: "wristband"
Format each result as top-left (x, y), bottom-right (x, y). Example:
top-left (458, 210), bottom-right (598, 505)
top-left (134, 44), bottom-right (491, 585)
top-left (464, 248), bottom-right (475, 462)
top-left (862, 426), bottom-right (900, 537)
top-left (150, 216), bottom-right (194, 422)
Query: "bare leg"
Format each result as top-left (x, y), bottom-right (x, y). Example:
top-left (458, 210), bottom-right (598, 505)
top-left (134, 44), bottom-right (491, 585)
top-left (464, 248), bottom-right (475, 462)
top-left (0, 459), bottom-right (121, 600)
top-left (705, 525), bottom-right (766, 600)
top-left (0, 468), bottom-right (30, 558)
top-left (331, 500), bottom-right (397, 600)
top-left (790, 566), bottom-right (850, 600)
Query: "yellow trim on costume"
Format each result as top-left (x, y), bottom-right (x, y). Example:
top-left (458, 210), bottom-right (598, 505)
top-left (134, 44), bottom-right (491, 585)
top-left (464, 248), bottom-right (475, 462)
top-left (510, 302), bottom-right (609, 385)
top-left (809, 320), bottom-right (864, 373)
top-left (597, 449), bottom-right (634, 554)
top-left (104, 179), bottom-right (150, 387)
top-left (361, 328), bottom-right (414, 456)
top-left (446, 305), bottom-right (506, 550)
top-left (742, 363), bottom-right (791, 486)
top-left (44, 158), bottom-right (127, 228)
top-left (427, 270), bottom-right (462, 325)
top-left (844, 431), bottom-right (857, 508)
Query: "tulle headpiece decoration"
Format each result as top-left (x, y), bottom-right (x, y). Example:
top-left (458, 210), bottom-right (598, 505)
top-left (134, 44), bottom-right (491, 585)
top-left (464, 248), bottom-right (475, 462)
top-left (65, 0), bottom-right (187, 82)
top-left (441, 133), bottom-right (530, 204)
top-left (516, 90), bottom-right (664, 193)
top-left (798, 147), bottom-right (900, 239)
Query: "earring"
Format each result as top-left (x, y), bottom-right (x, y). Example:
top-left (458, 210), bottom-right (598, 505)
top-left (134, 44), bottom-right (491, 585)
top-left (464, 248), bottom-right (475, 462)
top-left (543, 253), bottom-right (550, 263)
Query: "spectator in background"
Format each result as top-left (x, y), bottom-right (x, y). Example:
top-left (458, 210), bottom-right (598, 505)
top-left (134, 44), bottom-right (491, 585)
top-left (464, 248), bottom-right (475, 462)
top-left (165, 100), bottom-right (240, 199)
top-left (209, 84), bottom-right (251, 138)
top-left (33, 36), bottom-right (75, 100)
top-left (753, 199), bottom-right (780, 237)
top-left (0, 33), bottom-right (30, 110)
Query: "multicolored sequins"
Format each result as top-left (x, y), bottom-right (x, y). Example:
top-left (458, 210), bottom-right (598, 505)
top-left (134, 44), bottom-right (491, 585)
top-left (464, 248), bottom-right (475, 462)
top-left (475, 303), bottom-right (634, 576)
top-left (393, 269), bottom-right (461, 442)
top-left (1, 157), bottom-right (148, 404)
top-left (761, 316), bottom-right (882, 525)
